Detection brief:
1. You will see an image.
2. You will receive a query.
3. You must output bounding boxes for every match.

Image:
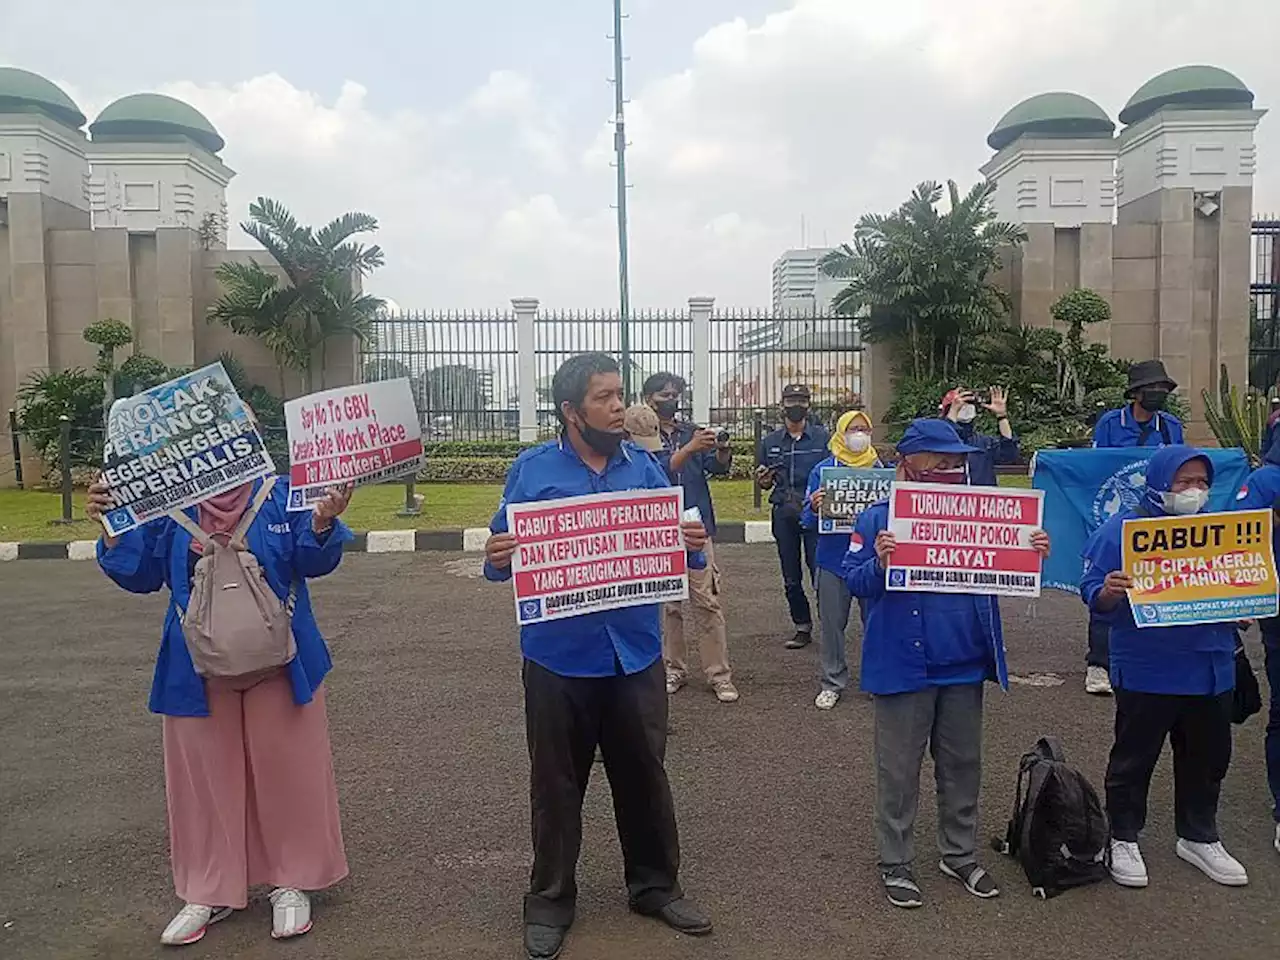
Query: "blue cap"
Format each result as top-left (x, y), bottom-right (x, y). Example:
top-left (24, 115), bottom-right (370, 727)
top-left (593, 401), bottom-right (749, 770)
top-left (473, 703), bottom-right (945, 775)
top-left (896, 418), bottom-right (979, 455)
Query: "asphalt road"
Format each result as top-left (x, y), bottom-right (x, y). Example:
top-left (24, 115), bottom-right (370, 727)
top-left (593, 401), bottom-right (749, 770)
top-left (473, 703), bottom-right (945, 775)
top-left (2, 547), bottom-right (1278, 960)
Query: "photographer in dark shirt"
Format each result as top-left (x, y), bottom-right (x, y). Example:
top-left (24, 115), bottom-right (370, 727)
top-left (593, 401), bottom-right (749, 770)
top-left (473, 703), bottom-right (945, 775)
top-left (756, 384), bottom-right (830, 648)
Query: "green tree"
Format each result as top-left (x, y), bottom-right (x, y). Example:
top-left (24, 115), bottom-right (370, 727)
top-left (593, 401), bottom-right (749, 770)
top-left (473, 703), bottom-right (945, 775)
top-left (15, 368), bottom-right (105, 470)
top-left (208, 197), bottom-right (386, 397)
top-left (1050, 288), bottom-right (1112, 406)
top-left (82, 318), bottom-right (133, 422)
top-left (820, 180), bottom-right (1026, 381)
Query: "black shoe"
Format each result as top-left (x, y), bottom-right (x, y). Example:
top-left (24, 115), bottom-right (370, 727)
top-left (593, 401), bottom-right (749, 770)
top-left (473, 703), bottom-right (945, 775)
top-left (882, 866), bottom-right (923, 909)
top-left (784, 629), bottom-right (813, 649)
top-left (635, 897), bottom-right (713, 936)
top-left (524, 923), bottom-right (566, 959)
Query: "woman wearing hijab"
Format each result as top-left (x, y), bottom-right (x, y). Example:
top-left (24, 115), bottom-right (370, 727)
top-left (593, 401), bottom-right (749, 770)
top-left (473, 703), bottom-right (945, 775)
top-left (1081, 446), bottom-right (1247, 889)
top-left (86, 471), bottom-right (355, 946)
top-left (801, 410), bottom-right (883, 709)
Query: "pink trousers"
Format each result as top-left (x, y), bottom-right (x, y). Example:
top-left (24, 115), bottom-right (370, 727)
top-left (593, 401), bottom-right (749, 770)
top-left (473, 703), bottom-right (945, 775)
top-left (162, 669), bottom-right (348, 908)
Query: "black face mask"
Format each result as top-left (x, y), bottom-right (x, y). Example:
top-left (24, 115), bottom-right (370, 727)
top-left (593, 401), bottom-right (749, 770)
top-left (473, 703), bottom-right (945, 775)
top-left (654, 399), bottom-right (679, 420)
top-left (576, 415), bottom-right (625, 457)
top-left (1138, 389), bottom-right (1169, 413)
top-left (784, 404), bottom-right (808, 424)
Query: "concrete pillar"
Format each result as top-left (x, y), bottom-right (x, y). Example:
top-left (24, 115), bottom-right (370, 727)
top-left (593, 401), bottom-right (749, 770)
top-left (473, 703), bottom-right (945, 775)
top-left (863, 340), bottom-right (895, 439)
top-left (512, 297), bottom-right (539, 442)
top-left (1215, 185), bottom-right (1253, 398)
top-left (688, 295), bottom-right (714, 425)
top-left (155, 228), bottom-right (198, 367)
top-left (1156, 189), bottom-right (1195, 426)
top-left (1079, 223), bottom-right (1114, 350)
top-left (5, 193), bottom-right (53, 483)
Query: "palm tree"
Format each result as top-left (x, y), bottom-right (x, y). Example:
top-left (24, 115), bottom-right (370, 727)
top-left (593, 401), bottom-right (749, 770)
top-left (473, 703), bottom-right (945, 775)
top-left (208, 198), bottom-right (386, 396)
top-left (820, 180), bottom-right (1025, 381)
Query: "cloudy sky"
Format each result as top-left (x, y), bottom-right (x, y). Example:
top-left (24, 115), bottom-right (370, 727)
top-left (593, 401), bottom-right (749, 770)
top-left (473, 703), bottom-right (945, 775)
top-left (2, 0), bottom-right (1277, 309)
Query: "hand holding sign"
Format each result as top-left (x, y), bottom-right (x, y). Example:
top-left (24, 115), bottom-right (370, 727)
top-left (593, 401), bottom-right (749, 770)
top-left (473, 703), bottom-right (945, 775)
top-left (486, 532), bottom-right (519, 570)
top-left (875, 530), bottom-right (897, 566)
top-left (681, 519), bottom-right (708, 552)
top-left (312, 483), bottom-right (354, 531)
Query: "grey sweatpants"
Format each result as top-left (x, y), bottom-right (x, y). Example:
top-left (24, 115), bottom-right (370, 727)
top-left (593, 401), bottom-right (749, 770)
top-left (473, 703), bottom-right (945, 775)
top-left (874, 683), bottom-right (984, 871)
top-left (816, 568), bottom-right (853, 693)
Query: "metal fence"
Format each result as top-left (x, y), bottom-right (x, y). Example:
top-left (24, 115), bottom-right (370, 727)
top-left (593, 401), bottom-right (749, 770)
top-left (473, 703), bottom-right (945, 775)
top-left (1250, 217), bottom-right (1280, 390)
top-left (359, 306), bottom-right (862, 440)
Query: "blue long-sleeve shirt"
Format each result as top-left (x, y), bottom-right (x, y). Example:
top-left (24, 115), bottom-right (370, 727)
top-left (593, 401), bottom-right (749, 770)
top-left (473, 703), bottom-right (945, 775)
top-left (96, 476), bottom-right (352, 717)
top-left (656, 420), bottom-right (730, 537)
top-left (758, 422), bottom-right (831, 510)
top-left (1092, 406), bottom-right (1184, 448)
top-left (840, 501), bottom-right (1008, 696)
top-left (484, 437), bottom-right (673, 678)
top-left (952, 422), bottom-right (1019, 487)
top-left (800, 454), bottom-right (885, 574)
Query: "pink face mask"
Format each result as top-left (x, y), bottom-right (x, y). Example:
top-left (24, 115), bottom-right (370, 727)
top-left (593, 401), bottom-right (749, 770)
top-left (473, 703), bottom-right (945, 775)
top-left (908, 465), bottom-right (968, 485)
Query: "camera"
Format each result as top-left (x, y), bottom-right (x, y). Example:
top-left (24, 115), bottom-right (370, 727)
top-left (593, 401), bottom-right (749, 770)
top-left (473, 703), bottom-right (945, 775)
top-left (715, 429), bottom-right (731, 445)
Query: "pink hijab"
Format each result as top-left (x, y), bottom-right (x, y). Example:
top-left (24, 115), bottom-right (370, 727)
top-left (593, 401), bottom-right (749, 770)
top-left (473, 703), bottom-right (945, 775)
top-left (191, 482), bottom-right (255, 553)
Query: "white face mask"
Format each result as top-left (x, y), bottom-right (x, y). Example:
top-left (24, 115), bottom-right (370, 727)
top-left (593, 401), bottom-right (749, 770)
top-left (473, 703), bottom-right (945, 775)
top-left (845, 431), bottom-right (871, 453)
top-left (1161, 487), bottom-right (1209, 516)
top-left (955, 404), bottom-right (977, 424)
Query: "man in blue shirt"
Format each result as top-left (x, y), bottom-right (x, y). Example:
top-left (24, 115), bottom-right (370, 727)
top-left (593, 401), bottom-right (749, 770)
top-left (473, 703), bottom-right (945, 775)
top-left (642, 372), bottom-right (738, 703)
top-left (1084, 359), bottom-right (1186, 696)
top-left (843, 419), bottom-right (1052, 908)
top-left (756, 383), bottom-right (831, 648)
top-left (484, 353), bottom-right (713, 960)
top-left (1080, 446), bottom-right (1247, 889)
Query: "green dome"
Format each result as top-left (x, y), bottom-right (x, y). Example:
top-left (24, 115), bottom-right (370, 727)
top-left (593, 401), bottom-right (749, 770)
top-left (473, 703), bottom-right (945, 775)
top-left (1119, 65), bottom-right (1253, 125)
top-left (987, 92), bottom-right (1114, 151)
top-left (90, 93), bottom-right (224, 153)
top-left (0, 66), bottom-right (86, 128)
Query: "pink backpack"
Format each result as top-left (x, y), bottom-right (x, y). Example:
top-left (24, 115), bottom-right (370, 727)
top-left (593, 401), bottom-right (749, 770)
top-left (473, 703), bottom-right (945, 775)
top-left (168, 477), bottom-right (297, 678)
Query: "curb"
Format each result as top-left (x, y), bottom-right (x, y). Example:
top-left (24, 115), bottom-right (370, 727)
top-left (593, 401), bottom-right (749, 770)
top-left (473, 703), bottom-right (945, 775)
top-left (0, 520), bottom-right (780, 561)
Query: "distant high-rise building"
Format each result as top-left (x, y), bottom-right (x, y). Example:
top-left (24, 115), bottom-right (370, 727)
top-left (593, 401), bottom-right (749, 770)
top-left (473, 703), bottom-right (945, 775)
top-left (771, 247), bottom-right (844, 315)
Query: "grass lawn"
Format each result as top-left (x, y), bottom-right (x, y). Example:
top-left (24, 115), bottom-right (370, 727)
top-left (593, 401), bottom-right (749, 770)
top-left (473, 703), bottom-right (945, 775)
top-left (0, 473), bottom-right (1032, 543)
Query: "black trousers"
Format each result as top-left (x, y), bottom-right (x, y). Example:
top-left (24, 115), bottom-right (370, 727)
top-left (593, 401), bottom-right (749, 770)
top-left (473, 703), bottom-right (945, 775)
top-left (771, 506), bottom-right (818, 627)
top-left (1086, 615), bottom-right (1110, 669)
top-left (523, 658), bottom-right (681, 928)
top-left (1105, 689), bottom-right (1233, 843)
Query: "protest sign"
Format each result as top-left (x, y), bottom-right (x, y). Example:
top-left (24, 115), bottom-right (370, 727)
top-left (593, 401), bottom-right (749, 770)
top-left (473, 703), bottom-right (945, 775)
top-left (885, 481), bottom-right (1046, 597)
top-left (1122, 509), bottom-right (1279, 627)
top-left (284, 379), bottom-right (424, 510)
top-left (507, 488), bottom-right (688, 624)
top-left (1032, 447), bottom-right (1250, 593)
top-left (100, 361), bottom-right (274, 537)
top-left (819, 467), bottom-right (895, 534)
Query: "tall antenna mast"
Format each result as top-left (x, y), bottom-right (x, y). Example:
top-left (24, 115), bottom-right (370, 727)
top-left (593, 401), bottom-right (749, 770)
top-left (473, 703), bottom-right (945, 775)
top-left (610, 0), bottom-right (633, 398)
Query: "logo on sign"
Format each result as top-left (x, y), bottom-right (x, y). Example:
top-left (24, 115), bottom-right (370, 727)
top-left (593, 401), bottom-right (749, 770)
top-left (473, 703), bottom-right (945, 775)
top-left (107, 507), bottom-right (132, 530)
top-left (519, 599), bottom-right (543, 622)
top-left (1138, 605), bottom-right (1159, 622)
top-left (889, 569), bottom-right (907, 588)
top-left (289, 489), bottom-right (305, 509)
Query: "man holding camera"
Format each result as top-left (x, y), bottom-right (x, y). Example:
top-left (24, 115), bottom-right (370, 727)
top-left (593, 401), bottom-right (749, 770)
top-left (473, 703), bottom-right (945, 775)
top-left (643, 373), bottom-right (739, 704)
top-left (756, 384), bottom-right (830, 649)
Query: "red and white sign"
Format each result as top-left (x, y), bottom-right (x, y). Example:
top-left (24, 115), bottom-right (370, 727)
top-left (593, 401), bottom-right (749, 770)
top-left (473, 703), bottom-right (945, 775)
top-left (885, 482), bottom-right (1046, 597)
top-left (507, 488), bottom-right (688, 624)
top-left (284, 379), bottom-right (423, 510)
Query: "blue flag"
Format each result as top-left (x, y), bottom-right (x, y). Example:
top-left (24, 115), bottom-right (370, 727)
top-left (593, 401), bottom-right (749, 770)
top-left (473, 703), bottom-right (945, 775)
top-left (1032, 447), bottom-right (1251, 594)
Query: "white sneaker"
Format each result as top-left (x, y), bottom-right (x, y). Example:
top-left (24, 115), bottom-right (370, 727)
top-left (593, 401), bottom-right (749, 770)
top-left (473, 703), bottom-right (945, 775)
top-left (713, 680), bottom-right (740, 703)
top-left (1274, 824), bottom-right (1280, 856)
top-left (1085, 666), bottom-right (1113, 696)
top-left (665, 671), bottom-right (686, 695)
top-left (1108, 840), bottom-right (1148, 888)
top-left (269, 888), bottom-right (313, 939)
top-left (160, 904), bottom-right (232, 946)
top-left (815, 690), bottom-right (840, 710)
top-left (1176, 839), bottom-right (1248, 886)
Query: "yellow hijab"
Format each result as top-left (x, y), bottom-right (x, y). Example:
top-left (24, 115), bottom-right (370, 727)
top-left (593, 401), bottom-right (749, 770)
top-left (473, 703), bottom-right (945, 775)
top-left (829, 410), bottom-right (878, 468)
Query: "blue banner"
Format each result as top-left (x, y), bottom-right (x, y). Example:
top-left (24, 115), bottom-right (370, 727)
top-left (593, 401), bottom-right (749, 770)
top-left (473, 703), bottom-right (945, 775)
top-left (1031, 447), bottom-right (1252, 594)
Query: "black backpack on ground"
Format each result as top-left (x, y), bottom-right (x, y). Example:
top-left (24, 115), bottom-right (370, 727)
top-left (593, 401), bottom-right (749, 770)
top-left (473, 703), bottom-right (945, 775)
top-left (992, 736), bottom-right (1109, 899)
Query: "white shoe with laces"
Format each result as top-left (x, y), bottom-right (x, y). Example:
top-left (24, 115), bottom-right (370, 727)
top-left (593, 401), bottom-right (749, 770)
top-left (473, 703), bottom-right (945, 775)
top-left (665, 671), bottom-right (686, 695)
top-left (1085, 666), bottom-right (1113, 696)
top-left (1108, 840), bottom-right (1148, 888)
top-left (815, 690), bottom-right (840, 710)
top-left (160, 904), bottom-right (232, 946)
top-left (269, 887), bottom-right (313, 939)
top-left (1176, 839), bottom-right (1248, 886)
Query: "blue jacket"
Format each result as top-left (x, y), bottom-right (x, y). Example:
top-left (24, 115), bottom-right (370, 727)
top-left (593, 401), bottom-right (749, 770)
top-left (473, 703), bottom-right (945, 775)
top-left (96, 477), bottom-right (353, 717)
top-left (1092, 406), bottom-right (1184, 448)
top-left (1234, 433), bottom-right (1280, 575)
top-left (758, 421), bottom-right (831, 509)
top-left (841, 500), bottom-right (1008, 696)
top-left (801, 454), bottom-right (885, 574)
top-left (656, 420), bottom-right (730, 537)
top-left (484, 437), bottom-right (673, 678)
top-left (1080, 446), bottom-right (1236, 695)
top-left (952, 421), bottom-right (1019, 487)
